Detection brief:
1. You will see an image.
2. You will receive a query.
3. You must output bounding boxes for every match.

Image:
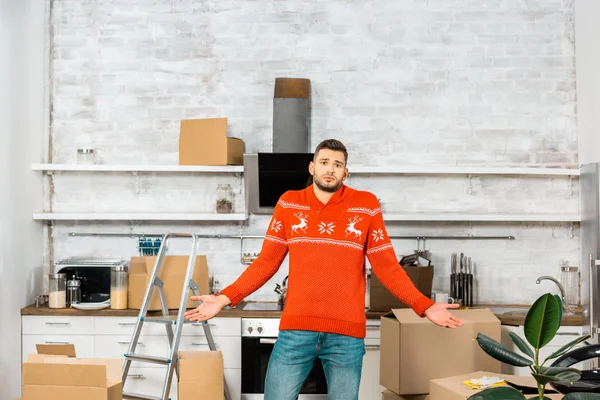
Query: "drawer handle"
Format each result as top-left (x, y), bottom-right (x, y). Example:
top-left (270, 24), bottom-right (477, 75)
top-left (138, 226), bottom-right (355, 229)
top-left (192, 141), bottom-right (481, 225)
top-left (191, 342), bottom-right (219, 349)
top-left (118, 322), bottom-right (137, 326)
top-left (128, 374), bottom-right (145, 379)
top-left (45, 341), bottom-right (70, 344)
top-left (555, 332), bottom-right (579, 336)
top-left (365, 344), bottom-right (380, 350)
top-left (366, 325), bottom-right (380, 330)
top-left (45, 322), bottom-right (71, 326)
top-left (118, 341), bottom-right (144, 346)
top-left (192, 323), bottom-right (218, 328)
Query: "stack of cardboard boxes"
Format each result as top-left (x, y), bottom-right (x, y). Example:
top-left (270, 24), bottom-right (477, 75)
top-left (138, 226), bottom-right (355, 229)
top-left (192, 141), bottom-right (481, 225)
top-left (378, 308), bottom-right (503, 400)
top-left (19, 344), bottom-right (122, 400)
top-left (178, 117), bottom-right (244, 166)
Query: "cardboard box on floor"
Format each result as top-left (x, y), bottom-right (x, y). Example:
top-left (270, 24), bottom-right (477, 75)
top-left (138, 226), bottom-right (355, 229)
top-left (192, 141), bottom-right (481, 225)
top-left (370, 265), bottom-right (434, 311)
top-left (178, 351), bottom-right (224, 400)
top-left (383, 389), bottom-right (430, 399)
top-left (380, 308), bottom-right (501, 396)
top-left (128, 255), bottom-right (210, 310)
top-left (430, 371), bottom-right (563, 400)
top-left (22, 344), bottom-right (122, 400)
top-left (179, 118), bottom-right (244, 166)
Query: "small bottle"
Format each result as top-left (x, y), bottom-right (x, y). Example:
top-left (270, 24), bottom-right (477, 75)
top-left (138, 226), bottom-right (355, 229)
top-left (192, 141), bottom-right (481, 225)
top-left (77, 148), bottom-right (96, 165)
top-left (48, 273), bottom-right (67, 309)
top-left (216, 184), bottom-right (233, 213)
top-left (110, 265), bottom-right (129, 310)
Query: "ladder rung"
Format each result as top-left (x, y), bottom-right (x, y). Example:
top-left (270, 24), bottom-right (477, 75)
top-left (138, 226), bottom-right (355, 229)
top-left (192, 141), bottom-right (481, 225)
top-left (125, 353), bottom-right (170, 365)
top-left (122, 392), bottom-right (163, 400)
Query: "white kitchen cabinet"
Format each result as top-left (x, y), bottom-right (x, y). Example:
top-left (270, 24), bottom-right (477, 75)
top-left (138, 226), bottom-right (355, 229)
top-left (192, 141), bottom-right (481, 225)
top-left (500, 325), bottom-right (584, 376)
top-left (22, 315), bottom-right (95, 335)
top-left (123, 367), bottom-right (241, 400)
top-left (359, 320), bottom-right (384, 400)
top-left (22, 334), bottom-right (95, 360)
top-left (21, 315), bottom-right (243, 400)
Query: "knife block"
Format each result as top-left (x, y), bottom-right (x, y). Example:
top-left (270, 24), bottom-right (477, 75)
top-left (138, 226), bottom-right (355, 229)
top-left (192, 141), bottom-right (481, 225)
top-left (369, 265), bottom-right (434, 311)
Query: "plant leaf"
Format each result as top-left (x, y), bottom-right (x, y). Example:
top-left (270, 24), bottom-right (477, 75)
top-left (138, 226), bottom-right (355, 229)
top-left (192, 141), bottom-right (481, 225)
top-left (532, 373), bottom-right (561, 386)
top-left (467, 386), bottom-right (526, 400)
top-left (524, 293), bottom-right (561, 349)
top-left (539, 366), bottom-right (582, 378)
top-left (554, 294), bottom-right (563, 323)
top-left (475, 332), bottom-right (533, 367)
top-left (553, 370), bottom-right (582, 382)
top-left (546, 334), bottom-right (591, 361)
top-left (532, 370), bottom-right (581, 386)
top-left (563, 393), bottom-right (600, 399)
top-left (509, 332), bottom-right (534, 359)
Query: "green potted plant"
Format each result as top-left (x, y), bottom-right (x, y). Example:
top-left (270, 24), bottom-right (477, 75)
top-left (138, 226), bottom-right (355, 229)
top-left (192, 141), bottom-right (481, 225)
top-left (469, 293), bottom-right (600, 400)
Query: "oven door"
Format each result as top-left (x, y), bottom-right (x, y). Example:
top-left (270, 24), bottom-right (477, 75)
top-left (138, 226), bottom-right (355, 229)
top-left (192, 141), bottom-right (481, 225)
top-left (241, 337), bottom-right (328, 400)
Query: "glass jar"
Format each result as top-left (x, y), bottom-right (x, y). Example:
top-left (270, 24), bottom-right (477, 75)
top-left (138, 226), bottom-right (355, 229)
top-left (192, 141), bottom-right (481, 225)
top-left (559, 265), bottom-right (579, 307)
top-left (66, 279), bottom-right (81, 307)
top-left (77, 148), bottom-right (96, 165)
top-left (111, 265), bottom-right (128, 310)
top-left (216, 184), bottom-right (233, 214)
top-left (48, 273), bottom-right (67, 309)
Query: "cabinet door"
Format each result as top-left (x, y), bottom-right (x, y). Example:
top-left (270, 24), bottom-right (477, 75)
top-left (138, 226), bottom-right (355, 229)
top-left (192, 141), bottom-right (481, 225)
top-left (124, 367), bottom-right (241, 400)
top-left (95, 335), bottom-right (170, 366)
top-left (179, 335), bottom-right (241, 369)
top-left (22, 335), bottom-right (95, 361)
top-left (22, 316), bottom-right (95, 335)
top-left (359, 337), bottom-right (384, 400)
top-left (124, 367), bottom-right (177, 400)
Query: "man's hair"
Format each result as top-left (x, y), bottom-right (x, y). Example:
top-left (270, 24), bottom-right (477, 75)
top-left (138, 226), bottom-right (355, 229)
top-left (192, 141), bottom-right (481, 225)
top-left (314, 139), bottom-right (348, 165)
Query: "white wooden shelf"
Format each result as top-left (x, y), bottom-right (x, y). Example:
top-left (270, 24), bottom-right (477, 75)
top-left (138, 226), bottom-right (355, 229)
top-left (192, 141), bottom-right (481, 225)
top-left (32, 164), bottom-right (243, 173)
top-left (32, 212), bottom-right (248, 221)
top-left (349, 166), bottom-right (579, 176)
top-left (383, 213), bottom-right (581, 222)
top-left (32, 164), bottom-right (579, 176)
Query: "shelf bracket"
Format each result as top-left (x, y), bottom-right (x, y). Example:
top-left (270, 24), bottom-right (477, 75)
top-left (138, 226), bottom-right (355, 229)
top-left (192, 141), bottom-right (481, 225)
top-left (568, 175), bottom-right (574, 197)
top-left (132, 171), bottom-right (140, 195)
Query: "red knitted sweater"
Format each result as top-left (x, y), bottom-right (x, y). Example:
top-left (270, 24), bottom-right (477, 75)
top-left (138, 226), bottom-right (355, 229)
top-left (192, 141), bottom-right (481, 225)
top-left (220, 184), bottom-right (435, 338)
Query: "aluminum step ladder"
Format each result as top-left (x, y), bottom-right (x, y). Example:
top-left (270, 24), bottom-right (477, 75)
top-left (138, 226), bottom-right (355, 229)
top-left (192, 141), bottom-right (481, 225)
top-left (121, 232), bottom-right (231, 400)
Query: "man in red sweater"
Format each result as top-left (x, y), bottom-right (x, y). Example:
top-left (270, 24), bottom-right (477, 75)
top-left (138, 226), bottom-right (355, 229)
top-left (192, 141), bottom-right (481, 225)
top-left (185, 139), bottom-right (464, 400)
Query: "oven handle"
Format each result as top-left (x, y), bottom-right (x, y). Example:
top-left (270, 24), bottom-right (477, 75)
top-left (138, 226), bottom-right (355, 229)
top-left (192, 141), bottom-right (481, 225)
top-left (259, 338), bottom-right (277, 345)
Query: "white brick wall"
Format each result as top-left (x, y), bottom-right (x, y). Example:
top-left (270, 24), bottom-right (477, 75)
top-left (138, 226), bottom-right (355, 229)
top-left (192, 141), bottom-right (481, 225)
top-left (45, 0), bottom-right (580, 304)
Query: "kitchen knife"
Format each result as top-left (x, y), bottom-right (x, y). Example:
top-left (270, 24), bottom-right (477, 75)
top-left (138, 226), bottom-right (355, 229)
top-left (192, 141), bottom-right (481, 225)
top-left (450, 253), bottom-right (456, 300)
top-left (466, 257), bottom-right (471, 307)
top-left (462, 253), bottom-right (465, 305)
top-left (469, 260), bottom-right (474, 307)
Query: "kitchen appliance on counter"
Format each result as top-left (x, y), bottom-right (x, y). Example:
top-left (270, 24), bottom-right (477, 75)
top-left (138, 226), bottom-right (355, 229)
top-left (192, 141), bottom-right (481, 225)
top-left (241, 318), bottom-right (327, 399)
top-left (54, 257), bottom-right (127, 303)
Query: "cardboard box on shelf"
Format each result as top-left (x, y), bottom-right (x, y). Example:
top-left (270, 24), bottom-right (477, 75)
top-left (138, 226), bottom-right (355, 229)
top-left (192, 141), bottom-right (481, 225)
top-left (178, 351), bottom-right (224, 400)
top-left (128, 255), bottom-right (210, 310)
top-left (179, 118), bottom-right (244, 166)
top-left (429, 371), bottom-right (562, 400)
top-left (22, 344), bottom-right (122, 400)
top-left (380, 308), bottom-right (501, 396)
top-left (382, 389), bottom-right (430, 399)
top-left (369, 265), bottom-right (434, 311)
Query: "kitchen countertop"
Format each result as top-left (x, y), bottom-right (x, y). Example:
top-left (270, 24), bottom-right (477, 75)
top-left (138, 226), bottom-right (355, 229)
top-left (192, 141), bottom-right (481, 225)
top-left (20, 302), bottom-right (388, 320)
top-left (20, 303), bottom-right (585, 326)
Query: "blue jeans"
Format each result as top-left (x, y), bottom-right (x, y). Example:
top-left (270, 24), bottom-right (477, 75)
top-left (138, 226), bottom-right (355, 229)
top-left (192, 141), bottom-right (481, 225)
top-left (264, 330), bottom-right (365, 400)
